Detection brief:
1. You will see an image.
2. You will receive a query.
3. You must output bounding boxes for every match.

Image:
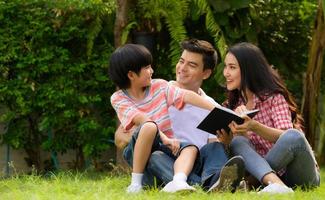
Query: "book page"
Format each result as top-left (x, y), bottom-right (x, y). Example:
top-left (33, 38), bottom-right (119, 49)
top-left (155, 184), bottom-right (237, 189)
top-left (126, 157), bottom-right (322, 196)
top-left (217, 106), bottom-right (259, 118)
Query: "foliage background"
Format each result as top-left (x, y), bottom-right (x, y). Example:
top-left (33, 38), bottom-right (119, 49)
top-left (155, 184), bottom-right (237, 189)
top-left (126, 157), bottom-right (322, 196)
top-left (0, 0), bottom-right (117, 170)
top-left (0, 0), bottom-right (324, 170)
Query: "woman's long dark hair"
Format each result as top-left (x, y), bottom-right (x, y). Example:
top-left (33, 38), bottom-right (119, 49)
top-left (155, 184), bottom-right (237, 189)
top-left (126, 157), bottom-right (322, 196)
top-left (224, 42), bottom-right (304, 130)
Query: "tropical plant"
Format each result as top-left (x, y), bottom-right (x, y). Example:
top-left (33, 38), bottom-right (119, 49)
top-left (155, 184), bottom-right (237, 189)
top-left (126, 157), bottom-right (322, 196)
top-left (191, 0), bottom-right (253, 57)
top-left (181, 0), bottom-right (253, 101)
top-left (121, 0), bottom-right (188, 65)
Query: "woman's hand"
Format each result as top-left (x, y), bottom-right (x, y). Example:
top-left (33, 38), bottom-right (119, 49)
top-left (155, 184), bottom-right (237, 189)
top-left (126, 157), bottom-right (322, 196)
top-left (216, 129), bottom-right (233, 145)
top-left (229, 115), bottom-right (254, 137)
top-left (234, 105), bottom-right (248, 117)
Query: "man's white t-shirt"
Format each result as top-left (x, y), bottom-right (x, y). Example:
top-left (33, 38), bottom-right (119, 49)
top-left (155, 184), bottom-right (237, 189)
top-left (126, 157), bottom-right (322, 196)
top-left (168, 87), bottom-right (221, 149)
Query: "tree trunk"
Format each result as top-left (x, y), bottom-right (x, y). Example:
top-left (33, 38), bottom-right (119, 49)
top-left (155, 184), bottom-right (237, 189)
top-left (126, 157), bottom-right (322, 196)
top-left (24, 116), bottom-right (43, 171)
top-left (302, 0), bottom-right (325, 151)
top-left (114, 0), bottom-right (132, 47)
top-left (75, 146), bottom-right (85, 169)
top-left (113, 0), bottom-right (132, 168)
top-left (25, 147), bottom-right (42, 172)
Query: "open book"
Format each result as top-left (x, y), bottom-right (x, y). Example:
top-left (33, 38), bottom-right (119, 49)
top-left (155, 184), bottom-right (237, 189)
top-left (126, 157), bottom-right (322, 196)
top-left (197, 106), bottom-right (259, 135)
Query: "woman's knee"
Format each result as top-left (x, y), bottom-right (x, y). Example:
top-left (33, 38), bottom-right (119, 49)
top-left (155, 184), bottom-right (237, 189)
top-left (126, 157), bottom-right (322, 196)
top-left (279, 129), bottom-right (306, 146)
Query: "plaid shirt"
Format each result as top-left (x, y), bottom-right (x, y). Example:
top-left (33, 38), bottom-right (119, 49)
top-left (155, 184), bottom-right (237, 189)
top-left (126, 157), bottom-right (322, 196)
top-left (238, 93), bottom-right (293, 157)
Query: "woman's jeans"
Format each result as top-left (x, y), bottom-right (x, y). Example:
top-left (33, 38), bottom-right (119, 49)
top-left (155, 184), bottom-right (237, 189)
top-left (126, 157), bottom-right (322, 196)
top-left (144, 142), bottom-right (229, 188)
top-left (230, 129), bottom-right (320, 189)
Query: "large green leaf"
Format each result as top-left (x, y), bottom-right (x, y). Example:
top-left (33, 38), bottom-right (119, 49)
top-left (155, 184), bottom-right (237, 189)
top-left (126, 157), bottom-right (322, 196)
top-left (207, 0), bottom-right (230, 12)
top-left (229, 0), bottom-right (251, 10)
top-left (207, 0), bottom-right (251, 12)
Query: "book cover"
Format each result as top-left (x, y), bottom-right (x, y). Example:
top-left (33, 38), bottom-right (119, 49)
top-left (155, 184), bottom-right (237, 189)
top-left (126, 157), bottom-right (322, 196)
top-left (197, 106), bottom-right (259, 135)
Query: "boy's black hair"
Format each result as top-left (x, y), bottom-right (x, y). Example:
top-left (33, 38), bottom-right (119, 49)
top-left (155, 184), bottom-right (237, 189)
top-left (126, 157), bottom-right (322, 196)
top-left (109, 44), bottom-right (153, 89)
top-left (180, 39), bottom-right (218, 71)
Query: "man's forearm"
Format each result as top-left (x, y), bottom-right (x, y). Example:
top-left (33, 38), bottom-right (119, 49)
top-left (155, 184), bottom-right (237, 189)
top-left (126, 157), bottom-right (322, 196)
top-left (114, 113), bottom-right (147, 149)
top-left (115, 137), bottom-right (128, 149)
top-left (114, 125), bottom-right (132, 149)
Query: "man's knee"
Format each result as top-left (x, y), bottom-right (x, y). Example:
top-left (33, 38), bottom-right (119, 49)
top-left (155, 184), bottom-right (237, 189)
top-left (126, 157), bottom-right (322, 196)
top-left (147, 150), bottom-right (175, 181)
top-left (148, 150), bottom-right (166, 167)
top-left (200, 142), bottom-right (225, 155)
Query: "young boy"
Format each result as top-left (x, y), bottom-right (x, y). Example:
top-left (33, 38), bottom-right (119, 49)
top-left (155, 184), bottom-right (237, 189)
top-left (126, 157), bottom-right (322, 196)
top-left (109, 44), bottom-right (216, 193)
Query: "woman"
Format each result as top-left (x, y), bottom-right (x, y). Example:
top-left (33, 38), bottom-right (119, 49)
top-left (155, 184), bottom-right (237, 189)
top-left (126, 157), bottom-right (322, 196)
top-left (218, 42), bottom-right (320, 193)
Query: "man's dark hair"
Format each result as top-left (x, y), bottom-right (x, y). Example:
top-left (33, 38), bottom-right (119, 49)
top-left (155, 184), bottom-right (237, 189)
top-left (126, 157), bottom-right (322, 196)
top-left (180, 39), bottom-right (218, 71)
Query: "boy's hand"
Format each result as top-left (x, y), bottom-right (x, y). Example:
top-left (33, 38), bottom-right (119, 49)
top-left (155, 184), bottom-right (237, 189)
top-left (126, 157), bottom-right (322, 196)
top-left (159, 131), bottom-right (180, 155)
top-left (163, 137), bottom-right (180, 156)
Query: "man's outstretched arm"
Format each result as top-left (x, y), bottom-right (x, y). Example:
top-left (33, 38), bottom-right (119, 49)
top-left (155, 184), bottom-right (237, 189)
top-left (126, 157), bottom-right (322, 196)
top-left (114, 124), bottom-right (132, 149)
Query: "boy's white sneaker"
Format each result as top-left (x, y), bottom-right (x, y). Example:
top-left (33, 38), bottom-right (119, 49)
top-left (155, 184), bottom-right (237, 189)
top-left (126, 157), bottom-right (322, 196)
top-left (126, 183), bottom-right (142, 193)
top-left (161, 180), bottom-right (196, 193)
top-left (258, 183), bottom-right (293, 194)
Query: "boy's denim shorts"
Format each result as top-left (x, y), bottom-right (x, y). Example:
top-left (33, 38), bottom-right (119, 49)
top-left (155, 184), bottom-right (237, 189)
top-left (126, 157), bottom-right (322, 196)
top-left (123, 122), bottom-right (201, 171)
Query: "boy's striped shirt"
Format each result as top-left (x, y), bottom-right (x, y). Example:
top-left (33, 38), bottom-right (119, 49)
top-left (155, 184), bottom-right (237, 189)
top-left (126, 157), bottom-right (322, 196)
top-left (111, 79), bottom-right (185, 138)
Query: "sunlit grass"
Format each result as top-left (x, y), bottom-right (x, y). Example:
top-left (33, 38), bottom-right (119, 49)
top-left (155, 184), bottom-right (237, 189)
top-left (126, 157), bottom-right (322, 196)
top-left (0, 168), bottom-right (324, 200)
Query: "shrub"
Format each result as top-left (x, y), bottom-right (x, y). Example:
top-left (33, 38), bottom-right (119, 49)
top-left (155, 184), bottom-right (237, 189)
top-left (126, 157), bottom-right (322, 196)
top-left (0, 0), bottom-right (117, 170)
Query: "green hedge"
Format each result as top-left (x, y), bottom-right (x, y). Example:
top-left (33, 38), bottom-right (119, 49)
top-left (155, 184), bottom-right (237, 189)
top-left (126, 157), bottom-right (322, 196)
top-left (0, 0), bottom-right (117, 169)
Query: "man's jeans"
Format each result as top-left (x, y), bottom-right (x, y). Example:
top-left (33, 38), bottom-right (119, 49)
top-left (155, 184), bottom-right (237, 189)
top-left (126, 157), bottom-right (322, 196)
top-left (145, 142), bottom-right (229, 188)
top-left (230, 129), bottom-right (320, 189)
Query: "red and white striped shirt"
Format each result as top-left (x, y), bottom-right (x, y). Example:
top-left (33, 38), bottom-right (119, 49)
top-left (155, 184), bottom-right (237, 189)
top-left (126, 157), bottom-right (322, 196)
top-left (110, 79), bottom-right (185, 138)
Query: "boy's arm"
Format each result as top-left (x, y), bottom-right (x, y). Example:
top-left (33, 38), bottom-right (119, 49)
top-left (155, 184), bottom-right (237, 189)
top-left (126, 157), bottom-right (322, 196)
top-left (132, 113), bottom-right (150, 126)
top-left (183, 90), bottom-right (215, 111)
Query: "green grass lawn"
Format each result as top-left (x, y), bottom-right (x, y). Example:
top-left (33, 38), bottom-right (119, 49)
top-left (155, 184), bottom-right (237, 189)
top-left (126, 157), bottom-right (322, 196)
top-left (0, 169), bottom-right (324, 200)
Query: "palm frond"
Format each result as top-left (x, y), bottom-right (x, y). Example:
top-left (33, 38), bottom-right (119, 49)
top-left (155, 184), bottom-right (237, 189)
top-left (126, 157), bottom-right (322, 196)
top-left (86, 2), bottom-right (115, 58)
top-left (193, 0), bottom-right (227, 57)
top-left (87, 15), bottom-right (102, 58)
top-left (160, 0), bottom-right (189, 65)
